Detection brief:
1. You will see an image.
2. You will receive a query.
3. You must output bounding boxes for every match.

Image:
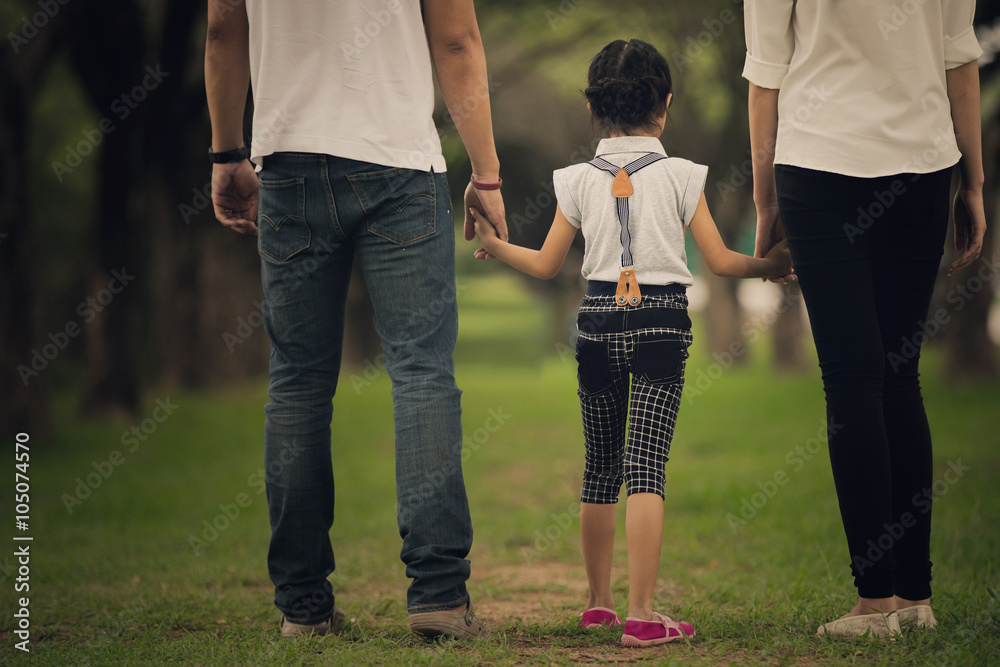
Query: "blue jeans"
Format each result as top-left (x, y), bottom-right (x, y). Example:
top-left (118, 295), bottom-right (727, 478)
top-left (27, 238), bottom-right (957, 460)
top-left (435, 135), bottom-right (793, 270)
top-left (257, 152), bottom-right (472, 622)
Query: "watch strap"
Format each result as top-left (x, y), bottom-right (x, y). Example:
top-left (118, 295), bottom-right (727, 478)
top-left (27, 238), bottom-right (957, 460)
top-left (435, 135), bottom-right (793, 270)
top-left (208, 145), bottom-right (249, 164)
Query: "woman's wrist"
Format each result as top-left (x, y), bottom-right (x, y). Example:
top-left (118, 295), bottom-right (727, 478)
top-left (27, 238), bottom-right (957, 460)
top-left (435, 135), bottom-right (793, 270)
top-left (958, 171), bottom-right (985, 193)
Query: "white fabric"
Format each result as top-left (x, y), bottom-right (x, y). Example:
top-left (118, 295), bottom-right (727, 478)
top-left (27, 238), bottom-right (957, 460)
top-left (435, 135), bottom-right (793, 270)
top-left (553, 137), bottom-right (707, 287)
top-left (245, 0), bottom-right (446, 171)
top-left (743, 0), bottom-right (983, 178)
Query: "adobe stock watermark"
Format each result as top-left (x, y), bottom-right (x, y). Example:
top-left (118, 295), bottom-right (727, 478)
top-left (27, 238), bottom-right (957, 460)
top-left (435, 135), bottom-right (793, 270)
top-left (222, 233), bottom-right (337, 353)
top-left (776, 84), bottom-right (833, 137)
top-left (670, 7), bottom-right (738, 74)
top-left (347, 282), bottom-right (469, 392)
top-left (841, 132), bottom-right (953, 245)
top-left (715, 136), bottom-right (776, 202)
top-left (180, 107), bottom-right (291, 225)
top-left (189, 439), bottom-right (303, 556)
top-left (508, 138), bottom-right (601, 236)
top-left (7, 0), bottom-right (72, 54)
top-left (877, 0), bottom-right (931, 39)
top-left (726, 418), bottom-right (844, 532)
top-left (51, 65), bottom-right (169, 181)
top-left (522, 501), bottom-right (580, 563)
top-left (339, 0), bottom-right (405, 59)
top-left (61, 397), bottom-right (179, 514)
top-left (853, 459), bottom-right (970, 576)
top-left (545, 0), bottom-right (589, 30)
top-left (17, 267), bottom-right (135, 386)
top-left (886, 255), bottom-right (999, 372)
top-left (396, 407), bottom-right (510, 521)
top-left (684, 287), bottom-right (800, 405)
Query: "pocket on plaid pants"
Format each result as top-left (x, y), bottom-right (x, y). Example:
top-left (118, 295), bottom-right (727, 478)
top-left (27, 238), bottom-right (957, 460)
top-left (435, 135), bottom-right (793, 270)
top-left (576, 337), bottom-right (614, 395)
top-left (634, 337), bottom-right (688, 385)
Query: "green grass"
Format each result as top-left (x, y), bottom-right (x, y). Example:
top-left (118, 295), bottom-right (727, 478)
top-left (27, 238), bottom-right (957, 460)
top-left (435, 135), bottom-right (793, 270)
top-left (3, 272), bottom-right (999, 665)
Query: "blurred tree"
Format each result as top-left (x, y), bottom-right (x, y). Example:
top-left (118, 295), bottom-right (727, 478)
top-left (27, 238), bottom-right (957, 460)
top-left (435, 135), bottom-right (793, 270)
top-left (0, 0), bottom-right (84, 434)
top-left (66, 0), bottom-right (148, 416)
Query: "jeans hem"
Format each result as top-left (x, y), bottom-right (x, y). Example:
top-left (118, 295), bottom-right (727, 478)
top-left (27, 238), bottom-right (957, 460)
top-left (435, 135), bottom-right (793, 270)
top-left (407, 596), bottom-right (469, 615)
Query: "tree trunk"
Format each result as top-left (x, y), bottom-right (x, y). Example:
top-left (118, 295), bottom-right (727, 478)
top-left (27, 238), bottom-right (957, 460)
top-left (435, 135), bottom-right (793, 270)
top-left (0, 53), bottom-right (50, 436)
top-left (69, 0), bottom-right (148, 416)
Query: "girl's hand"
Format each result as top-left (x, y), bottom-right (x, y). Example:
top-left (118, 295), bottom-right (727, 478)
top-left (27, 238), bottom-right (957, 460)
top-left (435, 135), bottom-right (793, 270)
top-left (764, 238), bottom-right (796, 281)
top-left (949, 187), bottom-right (986, 275)
top-left (465, 183), bottom-right (507, 261)
top-left (470, 207), bottom-right (500, 259)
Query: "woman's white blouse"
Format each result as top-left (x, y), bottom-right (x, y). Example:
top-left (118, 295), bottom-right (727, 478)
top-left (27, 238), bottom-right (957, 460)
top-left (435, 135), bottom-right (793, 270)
top-left (743, 0), bottom-right (983, 178)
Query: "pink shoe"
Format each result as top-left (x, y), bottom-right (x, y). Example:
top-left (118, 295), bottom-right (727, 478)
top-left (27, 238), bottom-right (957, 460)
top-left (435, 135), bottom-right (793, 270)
top-left (620, 612), bottom-right (695, 647)
top-left (580, 607), bottom-right (623, 628)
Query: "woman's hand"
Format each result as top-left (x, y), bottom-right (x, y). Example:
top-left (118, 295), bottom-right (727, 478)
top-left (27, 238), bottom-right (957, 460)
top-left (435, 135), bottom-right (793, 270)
top-left (764, 238), bottom-right (795, 281)
top-left (949, 187), bottom-right (987, 276)
top-left (754, 203), bottom-right (794, 283)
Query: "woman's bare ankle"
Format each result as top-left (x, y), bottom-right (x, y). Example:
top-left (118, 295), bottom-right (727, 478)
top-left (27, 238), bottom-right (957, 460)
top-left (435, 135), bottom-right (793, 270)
top-left (894, 595), bottom-right (930, 609)
top-left (848, 596), bottom-right (895, 616)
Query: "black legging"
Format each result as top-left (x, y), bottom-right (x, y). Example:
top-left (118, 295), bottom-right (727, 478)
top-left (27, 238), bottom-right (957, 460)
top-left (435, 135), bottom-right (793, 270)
top-left (776, 164), bottom-right (952, 601)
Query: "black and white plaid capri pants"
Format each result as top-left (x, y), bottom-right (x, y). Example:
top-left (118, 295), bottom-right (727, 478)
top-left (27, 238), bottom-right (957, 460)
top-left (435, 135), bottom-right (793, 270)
top-left (575, 282), bottom-right (693, 503)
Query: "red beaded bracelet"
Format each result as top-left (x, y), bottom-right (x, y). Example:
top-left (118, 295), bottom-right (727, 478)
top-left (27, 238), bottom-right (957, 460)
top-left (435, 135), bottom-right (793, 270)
top-left (470, 175), bottom-right (502, 191)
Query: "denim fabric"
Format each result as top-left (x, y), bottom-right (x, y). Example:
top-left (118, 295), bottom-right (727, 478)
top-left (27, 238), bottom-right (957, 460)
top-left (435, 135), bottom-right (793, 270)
top-left (776, 164), bottom-right (951, 600)
top-left (257, 152), bottom-right (471, 622)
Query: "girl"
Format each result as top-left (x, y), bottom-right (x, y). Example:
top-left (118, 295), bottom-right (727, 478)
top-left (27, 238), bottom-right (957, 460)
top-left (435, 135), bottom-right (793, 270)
top-left (472, 38), bottom-right (793, 647)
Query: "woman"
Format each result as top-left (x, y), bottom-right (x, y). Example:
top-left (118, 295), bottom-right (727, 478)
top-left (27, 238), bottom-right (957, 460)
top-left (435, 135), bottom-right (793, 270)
top-left (743, 0), bottom-right (986, 637)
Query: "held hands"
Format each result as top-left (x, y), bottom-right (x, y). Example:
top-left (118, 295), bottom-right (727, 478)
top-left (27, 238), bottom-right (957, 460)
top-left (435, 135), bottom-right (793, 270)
top-left (754, 203), bottom-right (795, 283)
top-left (465, 182), bottom-right (507, 260)
top-left (950, 187), bottom-right (987, 275)
top-left (764, 239), bottom-right (795, 281)
top-left (212, 161), bottom-right (259, 234)
top-left (470, 207), bottom-right (500, 257)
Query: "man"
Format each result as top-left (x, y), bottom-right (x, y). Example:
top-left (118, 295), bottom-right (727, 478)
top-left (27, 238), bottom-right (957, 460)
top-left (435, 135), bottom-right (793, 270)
top-left (205, 0), bottom-right (506, 639)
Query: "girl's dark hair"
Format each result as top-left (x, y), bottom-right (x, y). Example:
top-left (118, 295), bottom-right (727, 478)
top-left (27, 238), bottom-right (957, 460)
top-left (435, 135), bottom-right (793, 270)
top-left (584, 39), bottom-right (672, 134)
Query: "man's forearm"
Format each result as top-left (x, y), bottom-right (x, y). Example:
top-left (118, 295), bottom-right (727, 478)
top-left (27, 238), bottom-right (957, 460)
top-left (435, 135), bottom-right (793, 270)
top-left (430, 37), bottom-right (500, 181)
top-left (206, 1), bottom-right (251, 152)
top-left (748, 83), bottom-right (780, 208)
top-left (947, 61), bottom-right (984, 190)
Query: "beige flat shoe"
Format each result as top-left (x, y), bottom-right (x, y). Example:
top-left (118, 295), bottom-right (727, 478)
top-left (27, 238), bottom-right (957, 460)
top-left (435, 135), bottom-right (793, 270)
top-left (817, 611), bottom-right (901, 638)
top-left (897, 605), bottom-right (937, 630)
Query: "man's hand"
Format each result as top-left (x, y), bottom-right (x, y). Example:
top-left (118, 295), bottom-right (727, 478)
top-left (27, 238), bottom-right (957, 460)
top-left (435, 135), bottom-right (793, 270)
top-left (465, 182), bottom-right (506, 260)
top-left (949, 187), bottom-right (987, 275)
top-left (212, 161), bottom-right (258, 235)
top-left (470, 206), bottom-right (500, 257)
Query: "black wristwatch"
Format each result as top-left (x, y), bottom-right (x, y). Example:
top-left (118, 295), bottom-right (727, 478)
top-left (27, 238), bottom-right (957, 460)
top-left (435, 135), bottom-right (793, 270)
top-left (208, 145), bottom-right (249, 164)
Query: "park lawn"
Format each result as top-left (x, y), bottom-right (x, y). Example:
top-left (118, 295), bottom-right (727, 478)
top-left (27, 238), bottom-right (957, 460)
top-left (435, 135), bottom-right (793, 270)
top-left (3, 272), bottom-right (999, 666)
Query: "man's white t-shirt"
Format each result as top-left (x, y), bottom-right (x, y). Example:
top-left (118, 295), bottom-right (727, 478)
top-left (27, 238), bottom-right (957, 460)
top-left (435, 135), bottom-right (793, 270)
top-left (244, 0), bottom-right (446, 172)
